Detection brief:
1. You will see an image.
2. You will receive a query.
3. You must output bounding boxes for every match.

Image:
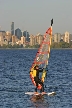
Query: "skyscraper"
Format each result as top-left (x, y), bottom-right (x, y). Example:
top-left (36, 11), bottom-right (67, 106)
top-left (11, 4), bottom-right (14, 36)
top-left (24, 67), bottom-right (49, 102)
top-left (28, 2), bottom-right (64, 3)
top-left (15, 28), bottom-right (22, 39)
top-left (23, 30), bottom-right (30, 41)
top-left (11, 22), bottom-right (14, 35)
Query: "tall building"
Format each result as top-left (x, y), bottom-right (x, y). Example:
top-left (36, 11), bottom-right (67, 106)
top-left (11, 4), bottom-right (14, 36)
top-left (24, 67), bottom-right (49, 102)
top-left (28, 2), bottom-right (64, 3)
top-left (0, 31), bottom-right (6, 46)
top-left (21, 36), bottom-right (26, 44)
top-left (38, 35), bottom-right (43, 45)
top-left (54, 33), bottom-right (61, 42)
top-left (23, 30), bottom-right (30, 41)
top-left (34, 36), bottom-right (37, 45)
top-left (36, 36), bottom-right (39, 44)
top-left (11, 22), bottom-right (14, 35)
top-left (64, 32), bottom-right (69, 43)
top-left (30, 35), bottom-right (35, 46)
top-left (12, 35), bottom-right (16, 45)
top-left (0, 31), bottom-right (6, 37)
top-left (6, 31), bottom-right (11, 42)
top-left (15, 28), bottom-right (22, 39)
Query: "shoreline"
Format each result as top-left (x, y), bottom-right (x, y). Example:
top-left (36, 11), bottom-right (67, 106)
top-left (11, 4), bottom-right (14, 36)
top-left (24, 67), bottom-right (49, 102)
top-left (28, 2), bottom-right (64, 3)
top-left (0, 48), bottom-right (38, 50)
top-left (0, 48), bottom-right (72, 50)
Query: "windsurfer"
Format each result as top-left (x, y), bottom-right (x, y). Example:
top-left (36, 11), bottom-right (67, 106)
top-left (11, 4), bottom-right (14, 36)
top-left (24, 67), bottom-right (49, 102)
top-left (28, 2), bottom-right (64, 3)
top-left (33, 65), bottom-right (44, 93)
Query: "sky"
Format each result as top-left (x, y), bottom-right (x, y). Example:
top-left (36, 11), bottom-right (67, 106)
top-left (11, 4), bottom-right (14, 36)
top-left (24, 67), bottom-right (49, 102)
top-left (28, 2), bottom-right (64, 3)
top-left (0, 0), bottom-right (72, 35)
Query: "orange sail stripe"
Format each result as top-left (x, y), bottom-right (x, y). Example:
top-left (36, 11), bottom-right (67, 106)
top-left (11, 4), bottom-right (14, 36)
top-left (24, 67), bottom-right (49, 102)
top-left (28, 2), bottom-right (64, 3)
top-left (38, 51), bottom-right (49, 54)
top-left (42, 41), bottom-right (50, 45)
top-left (34, 60), bottom-right (47, 65)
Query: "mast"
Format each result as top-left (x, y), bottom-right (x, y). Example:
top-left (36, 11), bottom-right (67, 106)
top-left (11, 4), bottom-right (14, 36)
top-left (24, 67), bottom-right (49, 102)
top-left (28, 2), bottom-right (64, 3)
top-left (50, 19), bottom-right (53, 45)
top-left (47, 19), bottom-right (53, 66)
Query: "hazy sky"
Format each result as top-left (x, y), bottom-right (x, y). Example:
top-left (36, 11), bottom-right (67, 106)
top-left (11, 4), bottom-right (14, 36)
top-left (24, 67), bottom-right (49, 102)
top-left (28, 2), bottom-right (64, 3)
top-left (0, 0), bottom-right (72, 35)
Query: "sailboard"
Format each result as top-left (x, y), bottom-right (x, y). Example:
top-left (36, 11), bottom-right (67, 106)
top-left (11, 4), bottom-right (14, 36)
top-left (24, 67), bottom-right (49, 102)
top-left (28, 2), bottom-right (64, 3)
top-left (25, 91), bottom-right (56, 96)
top-left (29, 19), bottom-right (53, 90)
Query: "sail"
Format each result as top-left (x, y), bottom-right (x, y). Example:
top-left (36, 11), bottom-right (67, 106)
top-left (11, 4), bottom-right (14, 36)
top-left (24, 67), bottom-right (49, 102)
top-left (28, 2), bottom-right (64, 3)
top-left (30, 19), bottom-right (53, 89)
top-left (31, 27), bottom-right (52, 70)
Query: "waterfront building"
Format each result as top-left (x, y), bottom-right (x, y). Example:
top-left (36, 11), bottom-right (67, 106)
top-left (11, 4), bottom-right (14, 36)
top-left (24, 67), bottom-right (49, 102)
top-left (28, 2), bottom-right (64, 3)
top-left (11, 22), bottom-right (14, 35)
top-left (0, 31), bottom-right (6, 46)
top-left (12, 35), bottom-right (16, 45)
top-left (21, 36), bottom-right (26, 44)
top-left (38, 35), bottom-right (43, 45)
top-left (15, 28), bottom-right (22, 39)
top-left (6, 31), bottom-right (11, 42)
top-left (30, 35), bottom-right (35, 46)
top-left (54, 33), bottom-right (61, 42)
top-left (64, 32), bottom-right (69, 43)
top-left (23, 30), bottom-right (30, 41)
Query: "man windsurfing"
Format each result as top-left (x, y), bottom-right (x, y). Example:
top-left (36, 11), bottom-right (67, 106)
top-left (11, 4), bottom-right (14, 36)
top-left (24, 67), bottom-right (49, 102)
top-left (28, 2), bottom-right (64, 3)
top-left (29, 19), bottom-right (53, 95)
top-left (32, 65), bottom-right (44, 93)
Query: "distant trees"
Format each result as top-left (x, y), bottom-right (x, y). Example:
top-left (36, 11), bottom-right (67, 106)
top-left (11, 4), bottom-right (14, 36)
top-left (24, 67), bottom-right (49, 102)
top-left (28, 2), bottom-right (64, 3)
top-left (51, 42), bottom-right (72, 48)
top-left (25, 44), bottom-right (40, 48)
top-left (0, 42), bottom-right (72, 48)
top-left (0, 44), bottom-right (23, 48)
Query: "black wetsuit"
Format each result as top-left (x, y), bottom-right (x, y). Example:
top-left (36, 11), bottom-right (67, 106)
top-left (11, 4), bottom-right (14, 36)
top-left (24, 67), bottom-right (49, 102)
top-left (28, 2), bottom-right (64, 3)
top-left (34, 68), bottom-right (44, 92)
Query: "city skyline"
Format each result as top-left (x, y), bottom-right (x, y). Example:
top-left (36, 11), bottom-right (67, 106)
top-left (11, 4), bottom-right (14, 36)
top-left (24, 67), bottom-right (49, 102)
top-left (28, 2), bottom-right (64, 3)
top-left (0, 21), bottom-right (71, 36)
top-left (0, 0), bottom-right (72, 35)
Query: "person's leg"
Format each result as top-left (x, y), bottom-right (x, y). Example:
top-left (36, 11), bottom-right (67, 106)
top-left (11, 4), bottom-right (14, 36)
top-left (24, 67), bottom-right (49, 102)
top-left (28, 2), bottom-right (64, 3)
top-left (34, 77), bottom-right (38, 92)
top-left (41, 84), bottom-right (44, 92)
top-left (35, 87), bottom-right (37, 92)
top-left (38, 79), bottom-right (44, 92)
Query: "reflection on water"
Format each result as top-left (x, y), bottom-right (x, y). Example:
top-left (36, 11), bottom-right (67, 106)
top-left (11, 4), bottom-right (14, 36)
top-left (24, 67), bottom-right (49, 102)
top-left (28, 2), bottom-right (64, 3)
top-left (30, 95), bottom-right (49, 108)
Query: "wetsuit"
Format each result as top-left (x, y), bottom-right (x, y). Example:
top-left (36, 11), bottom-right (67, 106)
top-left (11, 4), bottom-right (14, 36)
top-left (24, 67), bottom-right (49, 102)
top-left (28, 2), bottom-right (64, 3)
top-left (34, 68), bottom-right (44, 92)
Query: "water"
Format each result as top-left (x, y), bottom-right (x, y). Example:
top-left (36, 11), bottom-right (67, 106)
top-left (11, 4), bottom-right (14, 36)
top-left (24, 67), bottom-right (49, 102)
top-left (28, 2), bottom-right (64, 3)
top-left (0, 49), bottom-right (72, 108)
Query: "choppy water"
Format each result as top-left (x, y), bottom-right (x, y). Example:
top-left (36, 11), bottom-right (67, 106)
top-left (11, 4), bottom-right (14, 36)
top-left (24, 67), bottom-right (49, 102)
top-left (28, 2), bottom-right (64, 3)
top-left (0, 49), bottom-right (72, 108)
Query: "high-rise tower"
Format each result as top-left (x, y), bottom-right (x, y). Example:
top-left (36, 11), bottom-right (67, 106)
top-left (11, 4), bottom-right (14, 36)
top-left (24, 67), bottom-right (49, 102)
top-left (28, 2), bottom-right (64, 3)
top-left (11, 22), bottom-right (14, 35)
